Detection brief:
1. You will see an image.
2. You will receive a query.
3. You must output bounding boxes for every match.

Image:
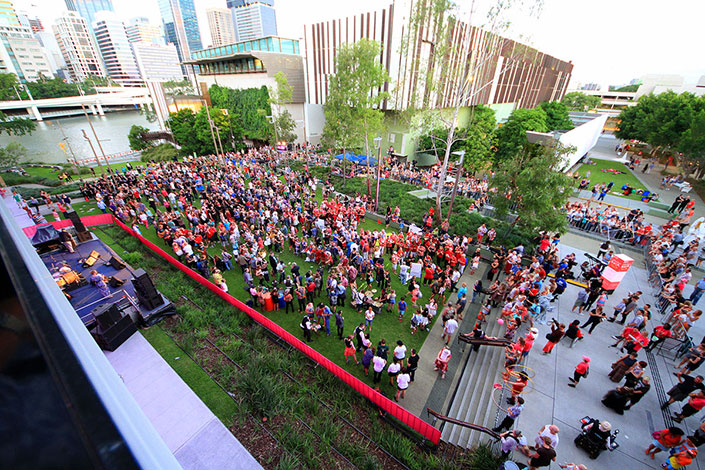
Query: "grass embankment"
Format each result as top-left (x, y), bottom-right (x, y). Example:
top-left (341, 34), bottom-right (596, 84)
top-left (574, 159), bottom-right (650, 201)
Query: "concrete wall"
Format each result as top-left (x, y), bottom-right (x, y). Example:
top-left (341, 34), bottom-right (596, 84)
top-left (558, 113), bottom-right (609, 171)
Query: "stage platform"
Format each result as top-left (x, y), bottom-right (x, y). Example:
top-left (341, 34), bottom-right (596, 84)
top-left (39, 238), bottom-right (172, 328)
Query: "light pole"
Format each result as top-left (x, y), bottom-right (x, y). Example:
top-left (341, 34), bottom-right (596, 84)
top-left (446, 150), bottom-right (465, 221)
top-left (373, 136), bottom-right (382, 213)
top-left (80, 103), bottom-right (109, 172)
top-left (81, 129), bottom-right (103, 174)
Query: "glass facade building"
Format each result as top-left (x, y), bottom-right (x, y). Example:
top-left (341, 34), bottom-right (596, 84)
top-left (64, 0), bottom-right (114, 31)
top-left (158, 0), bottom-right (202, 73)
top-left (226, 0), bottom-right (277, 42)
top-left (92, 12), bottom-right (141, 86)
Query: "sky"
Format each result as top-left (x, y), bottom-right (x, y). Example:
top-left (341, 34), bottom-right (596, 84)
top-left (13, 0), bottom-right (705, 89)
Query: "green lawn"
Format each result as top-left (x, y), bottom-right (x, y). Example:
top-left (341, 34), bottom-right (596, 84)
top-left (574, 159), bottom-right (650, 201)
top-left (140, 327), bottom-right (238, 423)
top-left (22, 160), bottom-right (149, 183)
top-left (89, 199), bottom-right (442, 397)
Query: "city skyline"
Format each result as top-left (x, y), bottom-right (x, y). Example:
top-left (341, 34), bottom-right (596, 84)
top-left (10, 0), bottom-right (705, 87)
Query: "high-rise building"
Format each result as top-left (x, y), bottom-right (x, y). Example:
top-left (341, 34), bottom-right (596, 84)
top-left (0, 24), bottom-right (54, 81)
top-left (17, 12), bottom-right (42, 32)
top-left (35, 31), bottom-right (68, 78)
top-left (92, 11), bottom-right (141, 86)
top-left (125, 17), bottom-right (164, 45)
top-left (158, 0), bottom-right (202, 71)
top-left (53, 11), bottom-right (106, 82)
top-left (0, 0), bottom-right (19, 26)
top-left (65, 0), bottom-right (114, 31)
top-left (206, 7), bottom-right (235, 47)
top-left (131, 42), bottom-right (182, 81)
top-left (226, 0), bottom-right (277, 42)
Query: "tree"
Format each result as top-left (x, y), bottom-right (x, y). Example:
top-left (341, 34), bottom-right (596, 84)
top-left (494, 107), bottom-right (549, 162)
top-left (0, 142), bottom-right (27, 170)
top-left (0, 111), bottom-right (35, 136)
top-left (128, 125), bottom-right (152, 151)
top-left (268, 72), bottom-right (297, 144)
top-left (0, 73), bottom-right (21, 101)
top-left (539, 101), bottom-right (574, 130)
top-left (492, 140), bottom-right (574, 233)
top-left (167, 109), bottom-right (199, 155)
top-left (322, 38), bottom-right (390, 194)
top-left (561, 91), bottom-right (601, 111)
top-left (610, 84), bottom-right (639, 92)
top-left (140, 143), bottom-right (178, 162)
top-left (678, 108), bottom-right (705, 177)
top-left (162, 79), bottom-right (194, 96)
top-left (209, 84), bottom-right (271, 141)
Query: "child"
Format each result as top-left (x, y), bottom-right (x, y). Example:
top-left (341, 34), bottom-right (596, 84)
top-left (344, 335), bottom-right (358, 364)
top-left (398, 296), bottom-right (407, 321)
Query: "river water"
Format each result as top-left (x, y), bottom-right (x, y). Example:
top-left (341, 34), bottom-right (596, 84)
top-left (0, 110), bottom-right (160, 165)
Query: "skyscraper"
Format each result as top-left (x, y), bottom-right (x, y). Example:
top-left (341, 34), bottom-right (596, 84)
top-left (206, 7), bottom-right (235, 47)
top-left (65, 0), bottom-right (114, 31)
top-left (0, 24), bottom-right (54, 81)
top-left (226, 0), bottom-right (277, 42)
top-left (0, 0), bottom-right (19, 27)
top-left (131, 42), bottom-right (182, 82)
top-left (93, 11), bottom-right (141, 86)
top-left (125, 17), bottom-right (164, 45)
top-left (54, 11), bottom-right (106, 82)
top-left (158, 0), bottom-right (202, 71)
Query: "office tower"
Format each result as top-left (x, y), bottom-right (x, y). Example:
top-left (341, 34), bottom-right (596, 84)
top-left (92, 11), bottom-right (141, 86)
top-left (54, 11), bottom-right (106, 82)
top-left (65, 0), bottom-right (114, 32)
top-left (125, 17), bottom-right (164, 45)
top-left (131, 42), bottom-right (182, 81)
top-left (35, 31), bottom-right (68, 77)
top-left (158, 0), bottom-right (202, 70)
top-left (17, 12), bottom-right (42, 32)
top-left (0, 0), bottom-right (19, 26)
top-left (0, 23), bottom-right (54, 81)
top-left (206, 7), bottom-right (235, 47)
top-left (227, 0), bottom-right (277, 42)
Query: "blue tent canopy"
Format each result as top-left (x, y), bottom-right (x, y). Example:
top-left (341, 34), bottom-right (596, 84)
top-left (334, 151), bottom-right (361, 162)
top-left (356, 155), bottom-right (377, 167)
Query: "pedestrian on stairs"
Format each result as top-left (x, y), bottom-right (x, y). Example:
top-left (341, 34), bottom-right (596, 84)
top-left (493, 397), bottom-right (525, 432)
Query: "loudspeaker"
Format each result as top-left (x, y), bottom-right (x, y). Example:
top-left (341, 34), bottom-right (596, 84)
top-left (94, 314), bottom-right (136, 351)
top-left (108, 276), bottom-right (125, 288)
top-left (82, 250), bottom-right (100, 268)
top-left (66, 211), bottom-right (87, 233)
top-left (132, 268), bottom-right (164, 310)
top-left (108, 256), bottom-right (126, 270)
top-left (77, 231), bottom-right (92, 242)
top-left (92, 302), bottom-right (122, 330)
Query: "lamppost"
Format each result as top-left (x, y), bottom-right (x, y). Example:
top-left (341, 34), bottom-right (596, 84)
top-left (373, 136), bottom-right (382, 213)
top-left (446, 150), bottom-right (465, 221)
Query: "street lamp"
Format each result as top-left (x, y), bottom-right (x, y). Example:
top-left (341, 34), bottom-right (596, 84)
top-left (373, 136), bottom-right (382, 213)
top-left (446, 150), bottom-right (465, 221)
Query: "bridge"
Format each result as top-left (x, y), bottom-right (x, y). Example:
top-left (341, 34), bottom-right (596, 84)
top-left (0, 87), bottom-right (152, 121)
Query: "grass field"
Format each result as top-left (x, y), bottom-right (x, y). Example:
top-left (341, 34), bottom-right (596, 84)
top-left (87, 198), bottom-right (442, 398)
top-left (20, 160), bottom-right (148, 184)
top-left (574, 159), bottom-right (650, 201)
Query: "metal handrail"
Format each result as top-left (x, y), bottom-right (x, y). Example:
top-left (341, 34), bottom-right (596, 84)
top-left (426, 408), bottom-right (500, 440)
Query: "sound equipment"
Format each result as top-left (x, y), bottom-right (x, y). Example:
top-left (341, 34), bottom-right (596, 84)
top-left (82, 250), bottom-right (101, 268)
top-left (108, 276), bottom-right (125, 288)
top-left (92, 302), bottom-right (122, 330)
top-left (77, 231), bottom-right (93, 243)
top-left (92, 314), bottom-right (136, 351)
top-left (108, 255), bottom-right (126, 270)
top-left (66, 211), bottom-right (87, 233)
top-left (132, 268), bottom-right (164, 310)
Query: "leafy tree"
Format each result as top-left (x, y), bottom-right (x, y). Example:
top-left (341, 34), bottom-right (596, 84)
top-left (0, 73), bottom-right (21, 101)
top-left (494, 107), bottom-right (549, 162)
top-left (168, 106), bottom-right (243, 156)
top-left (209, 84), bottom-right (271, 141)
top-left (323, 38), bottom-right (390, 198)
top-left (167, 109), bottom-right (199, 155)
top-left (539, 101), bottom-right (574, 130)
top-left (162, 79), bottom-right (194, 96)
top-left (561, 91), bottom-right (601, 111)
top-left (492, 141), bottom-right (574, 233)
top-left (140, 143), bottom-right (178, 162)
top-left (0, 111), bottom-right (35, 136)
top-left (610, 84), bottom-right (639, 92)
top-left (678, 108), bottom-right (705, 176)
top-left (128, 125), bottom-right (152, 151)
top-left (268, 72), bottom-right (297, 143)
top-left (0, 142), bottom-right (27, 170)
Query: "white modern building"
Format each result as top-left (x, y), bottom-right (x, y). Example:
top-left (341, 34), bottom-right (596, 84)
top-left (34, 31), bottom-right (68, 78)
top-left (635, 74), bottom-right (705, 98)
top-left (125, 17), bottom-right (163, 45)
top-left (131, 42), bottom-right (182, 82)
top-left (53, 11), bottom-right (106, 82)
top-left (206, 7), bottom-right (235, 47)
top-left (226, 0), bottom-right (277, 42)
top-left (0, 24), bottom-right (54, 81)
top-left (93, 12), bottom-right (141, 86)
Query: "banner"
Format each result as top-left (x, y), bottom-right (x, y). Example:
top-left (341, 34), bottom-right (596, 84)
top-left (111, 215), bottom-right (442, 445)
top-left (22, 213), bottom-right (115, 238)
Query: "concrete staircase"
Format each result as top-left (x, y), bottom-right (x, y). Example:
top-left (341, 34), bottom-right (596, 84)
top-left (440, 307), bottom-right (508, 448)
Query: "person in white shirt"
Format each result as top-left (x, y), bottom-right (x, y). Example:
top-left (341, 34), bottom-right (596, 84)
top-left (394, 340), bottom-right (407, 361)
top-left (365, 307), bottom-right (376, 332)
top-left (372, 354), bottom-right (386, 384)
top-left (535, 424), bottom-right (560, 449)
top-left (395, 368), bottom-right (411, 401)
top-left (442, 316), bottom-right (459, 345)
top-left (387, 358), bottom-right (401, 386)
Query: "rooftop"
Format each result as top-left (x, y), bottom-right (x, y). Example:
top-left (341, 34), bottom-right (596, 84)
top-left (190, 36), bottom-right (300, 61)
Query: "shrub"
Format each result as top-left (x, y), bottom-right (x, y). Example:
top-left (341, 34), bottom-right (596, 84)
top-left (141, 143), bottom-right (178, 162)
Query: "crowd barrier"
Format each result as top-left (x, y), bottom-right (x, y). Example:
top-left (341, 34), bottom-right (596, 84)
top-left (110, 215), bottom-right (442, 445)
top-left (22, 213), bottom-right (115, 238)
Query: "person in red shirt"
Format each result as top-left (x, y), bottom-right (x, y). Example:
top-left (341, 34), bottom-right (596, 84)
top-left (646, 323), bottom-right (673, 351)
top-left (568, 356), bottom-right (590, 387)
top-left (423, 265), bottom-right (434, 285)
top-left (646, 427), bottom-right (685, 459)
top-left (674, 391), bottom-right (705, 422)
